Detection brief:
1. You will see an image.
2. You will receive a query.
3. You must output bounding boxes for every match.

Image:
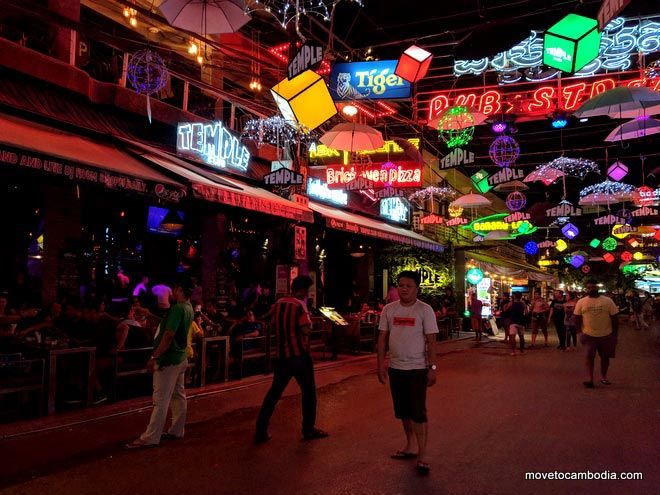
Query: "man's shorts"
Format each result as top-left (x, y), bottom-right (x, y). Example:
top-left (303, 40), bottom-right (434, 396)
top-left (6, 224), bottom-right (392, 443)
top-left (388, 367), bottom-right (428, 423)
top-left (580, 332), bottom-right (617, 359)
top-left (508, 323), bottom-right (525, 336)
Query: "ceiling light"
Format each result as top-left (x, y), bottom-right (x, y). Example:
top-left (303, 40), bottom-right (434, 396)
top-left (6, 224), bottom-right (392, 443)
top-left (129, 17), bottom-right (137, 27)
top-left (188, 42), bottom-right (198, 55)
top-left (491, 121), bottom-right (507, 133)
top-left (551, 112), bottom-right (568, 128)
top-left (342, 104), bottom-right (358, 117)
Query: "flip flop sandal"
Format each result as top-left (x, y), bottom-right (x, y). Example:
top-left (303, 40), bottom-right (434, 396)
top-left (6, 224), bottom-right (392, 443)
top-left (416, 461), bottom-right (431, 475)
top-left (600, 379), bottom-right (612, 385)
top-left (391, 450), bottom-right (417, 459)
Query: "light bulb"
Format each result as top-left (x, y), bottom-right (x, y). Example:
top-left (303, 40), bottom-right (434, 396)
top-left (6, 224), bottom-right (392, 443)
top-left (188, 43), bottom-right (198, 55)
top-left (123, 7), bottom-right (131, 17)
top-left (129, 17), bottom-right (137, 27)
top-left (197, 55), bottom-right (203, 65)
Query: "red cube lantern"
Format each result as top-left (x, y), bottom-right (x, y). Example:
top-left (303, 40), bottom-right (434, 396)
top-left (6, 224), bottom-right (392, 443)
top-left (395, 45), bottom-right (432, 83)
top-left (621, 251), bottom-right (633, 262)
top-left (655, 229), bottom-right (660, 241)
top-left (603, 253), bottom-right (615, 263)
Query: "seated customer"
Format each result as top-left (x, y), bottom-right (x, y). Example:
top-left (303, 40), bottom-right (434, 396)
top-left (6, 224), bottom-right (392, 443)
top-left (229, 310), bottom-right (262, 358)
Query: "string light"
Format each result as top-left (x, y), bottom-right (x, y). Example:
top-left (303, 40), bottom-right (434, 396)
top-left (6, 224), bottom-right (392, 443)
top-left (539, 157), bottom-right (599, 179)
top-left (579, 181), bottom-right (635, 201)
top-left (249, 79), bottom-right (263, 91)
top-left (247, 1), bottom-right (363, 28)
top-left (241, 116), bottom-right (318, 147)
top-left (188, 42), bottom-right (198, 55)
top-left (408, 186), bottom-right (458, 204)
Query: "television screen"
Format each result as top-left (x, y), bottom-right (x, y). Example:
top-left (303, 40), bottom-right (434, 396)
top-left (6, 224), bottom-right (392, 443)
top-left (147, 206), bottom-right (184, 236)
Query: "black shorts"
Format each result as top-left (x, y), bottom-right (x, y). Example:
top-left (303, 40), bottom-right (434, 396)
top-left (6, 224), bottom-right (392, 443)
top-left (580, 333), bottom-right (617, 359)
top-left (388, 367), bottom-right (428, 423)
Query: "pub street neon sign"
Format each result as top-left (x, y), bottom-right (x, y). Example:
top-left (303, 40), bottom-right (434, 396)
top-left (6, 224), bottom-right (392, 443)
top-left (453, 17), bottom-right (660, 80)
top-left (462, 213), bottom-right (537, 239)
top-left (426, 71), bottom-right (660, 123)
top-left (177, 122), bottom-right (250, 171)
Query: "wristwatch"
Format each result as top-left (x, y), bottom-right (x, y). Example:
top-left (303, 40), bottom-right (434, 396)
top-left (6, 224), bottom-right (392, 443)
top-left (429, 364), bottom-right (437, 371)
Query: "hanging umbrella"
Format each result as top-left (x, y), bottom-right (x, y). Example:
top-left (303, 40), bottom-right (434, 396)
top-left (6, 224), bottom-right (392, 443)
top-left (427, 106), bottom-right (488, 130)
top-left (493, 180), bottom-right (529, 192)
top-left (523, 168), bottom-right (565, 185)
top-left (578, 180), bottom-right (635, 206)
top-left (450, 193), bottom-right (492, 208)
top-left (319, 123), bottom-right (385, 152)
top-left (160, 0), bottom-right (250, 34)
top-left (604, 117), bottom-right (660, 142)
top-left (537, 157), bottom-right (599, 179)
top-left (573, 87), bottom-right (660, 119)
top-left (393, 137), bottom-right (423, 163)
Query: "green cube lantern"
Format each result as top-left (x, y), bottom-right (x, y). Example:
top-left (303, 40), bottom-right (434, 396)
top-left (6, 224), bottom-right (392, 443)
top-left (471, 169), bottom-right (491, 194)
top-left (543, 14), bottom-right (600, 73)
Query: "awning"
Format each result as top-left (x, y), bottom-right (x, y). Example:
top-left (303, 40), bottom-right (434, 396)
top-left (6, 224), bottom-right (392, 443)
top-left (466, 250), bottom-right (557, 282)
top-left (309, 201), bottom-right (443, 252)
top-left (0, 113), bottom-right (186, 202)
top-left (131, 146), bottom-right (314, 223)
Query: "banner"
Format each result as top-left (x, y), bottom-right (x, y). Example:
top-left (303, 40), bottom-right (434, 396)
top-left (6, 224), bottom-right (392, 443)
top-left (329, 60), bottom-right (411, 101)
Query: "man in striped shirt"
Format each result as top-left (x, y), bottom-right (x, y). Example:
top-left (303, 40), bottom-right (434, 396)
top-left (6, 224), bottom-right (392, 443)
top-left (255, 275), bottom-right (328, 443)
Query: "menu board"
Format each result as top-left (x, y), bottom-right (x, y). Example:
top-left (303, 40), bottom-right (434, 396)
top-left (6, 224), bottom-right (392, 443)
top-left (477, 278), bottom-right (492, 317)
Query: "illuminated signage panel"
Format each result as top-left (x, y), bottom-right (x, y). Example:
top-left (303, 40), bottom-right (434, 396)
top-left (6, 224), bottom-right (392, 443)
top-left (380, 197), bottom-right (410, 223)
top-left (462, 213), bottom-right (537, 239)
top-left (307, 178), bottom-right (348, 206)
top-left (177, 122), bottom-right (250, 171)
top-left (325, 162), bottom-right (422, 189)
top-left (329, 60), bottom-right (412, 101)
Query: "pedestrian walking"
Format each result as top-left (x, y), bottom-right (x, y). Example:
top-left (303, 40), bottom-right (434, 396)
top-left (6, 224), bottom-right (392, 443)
top-left (563, 291), bottom-right (579, 351)
top-left (530, 289), bottom-right (549, 347)
top-left (127, 280), bottom-right (194, 448)
top-left (255, 275), bottom-right (328, 443)
top-left (573, 280), bottom-right (619, 389)
top-left (548, 290), bottom-right (567, 350)
top-left (377, 271), bottom-right (438, 476)
top-left (469, 292), bottom-right (484, 341)
top-left (504, 292), bottom-right (528, 356)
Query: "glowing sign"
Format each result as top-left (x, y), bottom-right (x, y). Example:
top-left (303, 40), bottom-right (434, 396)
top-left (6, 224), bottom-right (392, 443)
top-left (420, 214), bottom-right (445, 225)
top-left (380, 197), bottom-right (410, 223)
top-left (462, 213), bottom-right (537, 239)
top-left (307, 178), bottom-right (348, 206)
top-left (453, 17), bottom-right (660, 80)
top-left (426, 71), bottom-right (660, 123)
top-left (325, 162), bottom-right (422, 189)
top-left (466, 268), bottom-right (484, 285)
top-left (309, 138), bottom-right (419, 164)
top-left (543, 14), bottom-right (600, 73)
top-left (177, 122), bottom-right (250, 171)
top-left (329, 60), bottom-right (411, 101)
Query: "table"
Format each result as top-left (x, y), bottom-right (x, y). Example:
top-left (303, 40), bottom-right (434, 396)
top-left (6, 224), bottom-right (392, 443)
top-left (36, 347), bottom-right (96, 415)
top-left (200, 336), bottom-right (229, 386)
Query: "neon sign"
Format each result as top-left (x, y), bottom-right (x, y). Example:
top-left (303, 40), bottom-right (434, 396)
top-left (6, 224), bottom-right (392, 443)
top-left (453, 17), bottom-right (660, 80)
top-left (329, 60), bottom-right (411, 101)
top-left (309, 138), bottom-right (419, 164)
top-left (380, 197), bottom-right (410, 223)
top-left (325, 162), bottom-right (422, 189)
top-left (177, 122), bottom-right (250, 171)
top-left (426, 71), bottom-right (660, 122)
top-left (462, 213), bottom-right (537, 239)
top-left (307, 178), bottom-right (348, 206)
top-left (420, 214), bottom-right (445, 225)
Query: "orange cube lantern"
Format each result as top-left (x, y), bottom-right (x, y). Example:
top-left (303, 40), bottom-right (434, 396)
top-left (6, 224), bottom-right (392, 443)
top-left (395, 45), bottom-right (432, 83)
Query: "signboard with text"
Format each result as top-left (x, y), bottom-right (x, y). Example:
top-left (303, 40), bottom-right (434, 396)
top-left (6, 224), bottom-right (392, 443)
top-left (177, 121), bottom-right (250, 171)
top-left (329, 60), bottom-right (411, 101)
top-left (288, 43), bottom-right (324, 80)
top-left (325, 162), bottom-right (422, 189)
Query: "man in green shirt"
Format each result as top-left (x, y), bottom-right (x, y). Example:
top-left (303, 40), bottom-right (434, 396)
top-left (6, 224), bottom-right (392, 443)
top-left (127, 280), bottom-right (194, 448)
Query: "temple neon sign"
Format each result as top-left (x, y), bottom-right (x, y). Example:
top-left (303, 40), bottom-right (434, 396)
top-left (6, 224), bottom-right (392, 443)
top-left (426, 71), bottom-right (660, 122)
top-left (462, 213), bottom-right (537, 239)
top-left (177, 122), bottom-right (250, 171)
top-left (454, 17), bottom-right (660, 80)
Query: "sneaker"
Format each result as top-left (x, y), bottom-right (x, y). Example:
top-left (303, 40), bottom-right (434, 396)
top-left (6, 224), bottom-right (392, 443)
top-left (92, 393), bottom-right (108, 405)
top-left (303, 428), bottom-right (329, 440)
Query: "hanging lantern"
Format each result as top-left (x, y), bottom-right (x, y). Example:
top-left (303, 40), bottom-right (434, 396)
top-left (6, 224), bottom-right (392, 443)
top-left (448, 204), bottom-right (464, 218)
top-left (271, 70), bottom-right (337, 130)
top-left (466, 267), bottom-right (484, 285)
top-left (438, 106), bottom-right (475, 148)
top-left (127, 49), bottom-right (169, 123)
top-left (561, 223), bottom-right (579, 239)
top-left (555, 239), bottom-right (568, 252)
top-left (654, 229), bottom-right (660, 241)
top-left (470, 169), bottom-right (491, 193)
top-left (395, 45), bottom-right (433, 82)
top-left (602, 237), bottom-right (617, 251)
top-left (589, 238), bottom-right (601, 248)
top-left (543, 14), bottom-right (600, 73)
top-left (633, 251), bottom-right (644, 261)
top-left (581, 264), bottom-right (591, 274)
top-left (489, 136), bottom-right (520, 167)
top-left (616, 208), bottom-right (633, 225)
top-left (620, 251), bottom-right (633, 262)
top-left (602, 253), bottom-right (615, 263)
top-left (524, 241), bottom-right (538, 255)
top-left (607, 161), bottom-right (628, 181)
top-left (570, 254), bottom-right (585, 268)
top-left (627, 237), bottom-right (639, 248)
top-left (506, 191), bottom-right (527, 211)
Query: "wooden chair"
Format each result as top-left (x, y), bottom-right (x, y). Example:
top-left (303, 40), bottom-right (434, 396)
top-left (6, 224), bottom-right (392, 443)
top-left (0, 358), bottom-right (45, 418)
top-left (238, 335), bottom-right (269, 378)
top-left (309, 317), bottom-right (329, 358)
top-left (358, 321), bottom-right (377, 353)
top-left (112, 347), bottom-right (153, 400)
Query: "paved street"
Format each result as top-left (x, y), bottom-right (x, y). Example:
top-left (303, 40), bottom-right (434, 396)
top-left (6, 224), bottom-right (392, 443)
top-left (1, 325), bottom-right (658, 495)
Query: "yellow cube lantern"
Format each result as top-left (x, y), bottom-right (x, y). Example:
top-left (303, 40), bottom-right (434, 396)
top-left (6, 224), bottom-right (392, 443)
top-left (270, 70), bottom-right (337, 131)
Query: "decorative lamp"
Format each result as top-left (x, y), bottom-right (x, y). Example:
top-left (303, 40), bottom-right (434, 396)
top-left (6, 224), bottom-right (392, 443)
top-left (627, 237), bottom-right (639, 248)
top-left (492, 121), bottom-right (507, 133)
top-left (589, 238), bottom-right (601, 248)
top-left (561, 223), bottom-right (579, 239)
top-left (612, 224), bottom-right (631, 239)
top-left (633, 251), bottom-right (644, 261)
top-left (524, 241), bottom-right (538, 255)
top-left (608, 161), bottom-right (628, 182)
top-left (438, 106), bottom-right (474, 148)
top-left (471, 169), bottom-right (491, 193)
top-left (602, 253), bottom-right (615, 263)
top-left (655, 229), bottom-right (660, 241)
top-left (543, 14), bottom-right (600, 73)
top-left (395, 45), bottom-right (433, 83)
top-left (555, 239), bottom-right (568, 252)
top-left (489, 136), bottom-right (520, 167)
top-left (466, 267), bottom-right (484, 285)
top-left (448, 204), bottom-right (464, 218)
top-left (271, 70), bottom-right (337, 130)
top-left (551, 113), bottom-right (568, 129)
top-left (581, 265), bottom-right (591, 274)
top-left (621, 251), bottom-right (633, 262)
top-left (617, 208), bottom-right (633, 225)
top-left (570, 255), bottom-right (585, 268)
top-left (602, 237), bottom-right (617, 251)
top-left (506, 191), bottom-right (527, 212)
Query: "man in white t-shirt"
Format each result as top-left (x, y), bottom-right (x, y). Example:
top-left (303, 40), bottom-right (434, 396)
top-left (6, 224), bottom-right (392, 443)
top-left (377, 271), bottom-right (438, 476)
top-left (574, 280), bottom-right (619, 389)
top-left (151, 283), bottom-right (173, 315)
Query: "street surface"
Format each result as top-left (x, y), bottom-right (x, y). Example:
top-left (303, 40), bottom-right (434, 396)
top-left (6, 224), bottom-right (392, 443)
top-left (1, 324), bottom-right (658, 495)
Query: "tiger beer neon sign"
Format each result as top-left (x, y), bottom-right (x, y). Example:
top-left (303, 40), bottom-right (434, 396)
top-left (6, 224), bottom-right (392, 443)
top-left (426, 72), bottom-right (660, 122)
